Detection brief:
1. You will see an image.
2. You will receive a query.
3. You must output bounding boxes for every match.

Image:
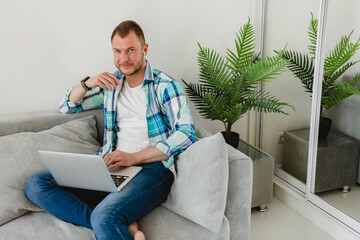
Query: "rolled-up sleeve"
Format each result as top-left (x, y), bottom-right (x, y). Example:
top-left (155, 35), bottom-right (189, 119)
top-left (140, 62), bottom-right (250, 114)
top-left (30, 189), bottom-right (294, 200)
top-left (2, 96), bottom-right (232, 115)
top-left (154, 81), bottom-right (196, 157)
top-left (59, 87), bottom-right (105, 114)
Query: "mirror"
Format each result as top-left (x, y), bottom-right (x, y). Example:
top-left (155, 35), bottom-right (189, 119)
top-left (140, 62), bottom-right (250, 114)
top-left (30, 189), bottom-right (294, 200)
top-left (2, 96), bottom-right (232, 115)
top-left (313, 0), bottom-right (360, 223)
top-left (263, 0), bottom-right (319, 190)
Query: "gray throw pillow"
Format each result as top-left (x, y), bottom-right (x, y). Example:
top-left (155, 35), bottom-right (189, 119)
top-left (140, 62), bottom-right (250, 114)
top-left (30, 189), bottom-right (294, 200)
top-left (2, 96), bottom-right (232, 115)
top-left (162, 132), bottom-right (229, 233)
top-left (0, 116), bottom-right (100, 225)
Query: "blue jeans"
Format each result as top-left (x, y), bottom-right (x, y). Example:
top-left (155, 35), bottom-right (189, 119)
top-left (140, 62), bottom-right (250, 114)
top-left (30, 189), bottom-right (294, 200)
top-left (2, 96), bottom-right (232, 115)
top-left (25, 162), bottom-right (174, 240)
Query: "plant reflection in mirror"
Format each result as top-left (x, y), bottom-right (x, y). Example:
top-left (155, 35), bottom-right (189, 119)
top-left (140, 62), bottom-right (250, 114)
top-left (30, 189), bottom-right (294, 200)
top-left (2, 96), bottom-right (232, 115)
top-left (279, 12), bottom-right (360, 120)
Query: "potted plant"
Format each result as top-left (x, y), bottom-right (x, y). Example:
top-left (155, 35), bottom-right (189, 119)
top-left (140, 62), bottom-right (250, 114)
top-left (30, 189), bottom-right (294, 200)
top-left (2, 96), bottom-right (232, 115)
top-left (280, 13), bottom-right (360, 139)
top-left (182, 18), bottom-right (293, 148)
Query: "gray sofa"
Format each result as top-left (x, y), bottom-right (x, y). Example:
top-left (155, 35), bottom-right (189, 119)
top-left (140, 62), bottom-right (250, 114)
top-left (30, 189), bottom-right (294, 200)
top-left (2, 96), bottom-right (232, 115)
top-left (0, 109), bottom-right (252, 240)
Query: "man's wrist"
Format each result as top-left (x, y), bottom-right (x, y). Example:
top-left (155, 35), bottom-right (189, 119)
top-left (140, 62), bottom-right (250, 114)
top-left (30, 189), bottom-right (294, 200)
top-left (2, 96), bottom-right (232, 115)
top-left (80, 76), bottom-right (91, 91)
top-left (132, 152), bottom-right (143, 165)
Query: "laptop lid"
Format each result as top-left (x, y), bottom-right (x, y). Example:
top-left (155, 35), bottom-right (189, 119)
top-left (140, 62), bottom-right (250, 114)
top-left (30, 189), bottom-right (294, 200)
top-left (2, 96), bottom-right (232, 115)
top-left (38, 150), bottom-right (142, 192)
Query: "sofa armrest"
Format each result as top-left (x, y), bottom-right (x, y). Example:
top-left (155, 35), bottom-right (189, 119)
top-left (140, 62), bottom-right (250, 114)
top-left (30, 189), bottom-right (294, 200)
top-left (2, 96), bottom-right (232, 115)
top-left (225, 145), bottom-right (253, 240)
top-left (194, 124), bottom-right (253, 240)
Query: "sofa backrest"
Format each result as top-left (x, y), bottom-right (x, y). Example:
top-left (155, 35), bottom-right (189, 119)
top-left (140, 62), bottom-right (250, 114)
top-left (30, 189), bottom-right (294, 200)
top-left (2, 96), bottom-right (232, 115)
top-left (0, 109), bottom-right (105, 145)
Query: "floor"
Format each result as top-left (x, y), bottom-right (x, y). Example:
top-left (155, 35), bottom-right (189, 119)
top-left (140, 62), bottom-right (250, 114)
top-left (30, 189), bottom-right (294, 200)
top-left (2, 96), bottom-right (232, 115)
top-left (317, 184), bottom-right (360, 222)
top-left (250, 197), bottom-right (334, 240)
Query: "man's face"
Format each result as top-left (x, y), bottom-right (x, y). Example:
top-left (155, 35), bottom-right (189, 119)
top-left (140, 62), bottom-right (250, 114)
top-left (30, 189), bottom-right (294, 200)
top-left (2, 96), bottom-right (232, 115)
top-left (111, 31), bottom-right (148, 76)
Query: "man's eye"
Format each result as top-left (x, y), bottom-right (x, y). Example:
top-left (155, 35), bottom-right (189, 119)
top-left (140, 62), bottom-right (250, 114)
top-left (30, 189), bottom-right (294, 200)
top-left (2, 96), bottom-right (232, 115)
top-left (129, 49), bottom-right (135, 52)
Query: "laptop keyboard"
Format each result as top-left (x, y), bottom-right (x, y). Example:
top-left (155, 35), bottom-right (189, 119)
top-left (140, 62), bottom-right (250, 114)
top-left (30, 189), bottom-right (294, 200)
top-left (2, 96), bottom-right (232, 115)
top-left (111, 174), bottom-right (129, 188)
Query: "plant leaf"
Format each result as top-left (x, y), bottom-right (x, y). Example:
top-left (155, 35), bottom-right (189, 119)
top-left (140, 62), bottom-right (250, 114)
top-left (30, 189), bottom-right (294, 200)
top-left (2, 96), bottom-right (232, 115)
top-left (182, 19), bottom-right (292, 129)
top-left (244, 50), bottom-right (288, 88)
top-left (324, 32), bottom-right (360, 79)
top-left (197, 43), bottom-right (232, 90)
top-left (226, 18), bottom-right (255, 75)
top-left (281, 50), bottom-right (314, 93)
top-left (308, 12), bottom-right (318, 57)
top-left (322, 78), bottom-right (360, 113)
top-left (247, 90), bottom-right (293, 115)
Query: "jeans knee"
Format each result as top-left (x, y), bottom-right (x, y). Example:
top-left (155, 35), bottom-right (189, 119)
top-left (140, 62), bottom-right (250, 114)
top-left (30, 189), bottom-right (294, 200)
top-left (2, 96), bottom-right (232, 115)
top-left (25, 171), bottom-right (53, 200)
top-left (90, 207), bottom-right (106, 230)
top-left (91, 205), bottom-right (127, 230)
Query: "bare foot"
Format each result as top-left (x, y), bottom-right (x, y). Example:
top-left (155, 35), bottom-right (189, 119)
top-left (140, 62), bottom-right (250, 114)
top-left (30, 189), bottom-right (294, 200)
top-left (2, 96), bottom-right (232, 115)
top-left (134, 231), bottom-right (146, 240)
top-left (128, 221), bottom-right (145, 240)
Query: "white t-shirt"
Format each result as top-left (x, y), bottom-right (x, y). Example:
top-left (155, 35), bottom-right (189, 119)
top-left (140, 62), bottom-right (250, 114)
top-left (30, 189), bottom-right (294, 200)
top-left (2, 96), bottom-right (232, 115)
top-left (116, 80), bottom-right (150, 153)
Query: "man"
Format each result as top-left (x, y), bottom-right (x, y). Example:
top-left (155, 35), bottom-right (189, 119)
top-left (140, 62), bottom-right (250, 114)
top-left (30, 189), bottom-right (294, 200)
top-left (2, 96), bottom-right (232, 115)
top-left (25, 20), bottom-right (196, 240)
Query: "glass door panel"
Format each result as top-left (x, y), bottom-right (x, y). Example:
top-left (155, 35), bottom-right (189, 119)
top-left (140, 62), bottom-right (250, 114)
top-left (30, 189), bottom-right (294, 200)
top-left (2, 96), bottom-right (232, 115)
top-left (312, 0), bottom-right (360, 224)
top-left (264, 0), bottom-right (319, 191)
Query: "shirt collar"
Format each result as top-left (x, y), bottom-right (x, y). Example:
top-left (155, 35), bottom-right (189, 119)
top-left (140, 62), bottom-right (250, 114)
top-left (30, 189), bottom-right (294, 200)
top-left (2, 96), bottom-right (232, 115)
top-left (143, 61), bottom-right (154, 86)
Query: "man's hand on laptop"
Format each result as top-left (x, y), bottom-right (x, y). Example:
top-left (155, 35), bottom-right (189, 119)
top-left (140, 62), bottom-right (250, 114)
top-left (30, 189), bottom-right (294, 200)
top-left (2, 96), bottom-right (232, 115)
top-left (104, 150), bottom-right (138, 169)
top-left (104, 147), bottom-right (168, 169)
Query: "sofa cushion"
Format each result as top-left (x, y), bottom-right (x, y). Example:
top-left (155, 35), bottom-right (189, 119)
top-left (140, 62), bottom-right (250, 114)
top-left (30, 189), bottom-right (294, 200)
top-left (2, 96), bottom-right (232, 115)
top-left (0, 205), bottom-right (230, 240)
top-left (0, 211), bottom-right (95, 240)
top-left (139, 206), bottom-right (230, 240)
top-left (0, 109), bottom-right (105, 145)
top-left (0, 116), bottom-right (100, 225)
top-left (162, 132), bottom-right (229, 233)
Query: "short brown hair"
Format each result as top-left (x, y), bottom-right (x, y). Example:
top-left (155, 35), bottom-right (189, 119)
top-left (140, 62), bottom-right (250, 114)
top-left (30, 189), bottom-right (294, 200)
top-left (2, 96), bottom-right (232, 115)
top-left (111, 20), bottom-right (145, 46)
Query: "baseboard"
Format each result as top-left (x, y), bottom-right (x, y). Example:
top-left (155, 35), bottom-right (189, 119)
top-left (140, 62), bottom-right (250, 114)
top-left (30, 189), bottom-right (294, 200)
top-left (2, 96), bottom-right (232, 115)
top-left (273, 180), bottom-right (360, 240)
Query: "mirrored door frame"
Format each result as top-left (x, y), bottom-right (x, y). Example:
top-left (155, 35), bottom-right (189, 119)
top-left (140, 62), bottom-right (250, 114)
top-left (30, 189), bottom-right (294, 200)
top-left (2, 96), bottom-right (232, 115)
top-left (259, 0), bottom-right (360, 235)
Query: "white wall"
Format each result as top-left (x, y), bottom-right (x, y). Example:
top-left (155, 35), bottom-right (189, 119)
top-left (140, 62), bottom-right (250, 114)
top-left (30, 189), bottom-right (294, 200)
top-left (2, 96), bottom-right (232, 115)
top-left (0, 0), bottom-right (260, 139)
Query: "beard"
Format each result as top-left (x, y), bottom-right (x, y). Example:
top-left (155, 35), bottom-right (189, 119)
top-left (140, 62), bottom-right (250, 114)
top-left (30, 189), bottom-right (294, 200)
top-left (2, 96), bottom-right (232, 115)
top-left (117, 57), bottom-right (145, 76)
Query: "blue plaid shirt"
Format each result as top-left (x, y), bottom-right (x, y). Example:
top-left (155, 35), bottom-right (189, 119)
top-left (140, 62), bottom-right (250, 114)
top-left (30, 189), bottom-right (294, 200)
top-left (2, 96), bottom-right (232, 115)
top-left (59, 61), bottom-right (196, 174)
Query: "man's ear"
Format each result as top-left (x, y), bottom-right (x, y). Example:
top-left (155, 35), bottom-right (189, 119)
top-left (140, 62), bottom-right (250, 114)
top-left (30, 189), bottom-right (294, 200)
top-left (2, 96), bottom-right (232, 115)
top-left (143, 43), bottom-right (149, 56)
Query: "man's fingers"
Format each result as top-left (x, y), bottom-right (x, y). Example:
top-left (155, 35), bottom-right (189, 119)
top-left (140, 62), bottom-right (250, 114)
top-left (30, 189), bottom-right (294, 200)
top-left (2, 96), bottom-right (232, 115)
top-left (103, 150), bottom-right (130, 168)
top-left (101, 76), bottom-right (117, 89)
top-left (98, 80), bottom-right (110, 91)
top-left (103, 72), bottom-right (119, 82)
top-left (109, 162), bottom-right (121, 169)
top-left (103, 154), bottom-right (112, 167)
top-left (86, 72), bottom-right (119, 90)
top-left (101, 73), bottom-right (120, 88)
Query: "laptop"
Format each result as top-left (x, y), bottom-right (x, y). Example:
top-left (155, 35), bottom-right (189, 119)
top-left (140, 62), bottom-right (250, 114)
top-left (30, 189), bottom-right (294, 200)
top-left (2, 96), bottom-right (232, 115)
top-left (38, 150), bottom-right (142, 192)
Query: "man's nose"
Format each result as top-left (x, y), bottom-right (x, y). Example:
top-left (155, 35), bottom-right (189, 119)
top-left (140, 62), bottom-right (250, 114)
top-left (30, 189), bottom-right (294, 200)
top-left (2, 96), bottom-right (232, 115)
top-left (118, 53), bottom-right (129, 63)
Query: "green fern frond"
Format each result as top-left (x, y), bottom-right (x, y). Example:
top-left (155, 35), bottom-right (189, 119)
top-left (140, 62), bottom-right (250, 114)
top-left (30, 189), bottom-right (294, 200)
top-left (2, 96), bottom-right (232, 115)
top-left (324, 61), bottom-right (359, 90)
top-left (182, 18), bottom-right (292, 134)
top-left (282, 50), bottom-right (314, 93)
top-left (337, 80), bottom-right (360, 95)
top-left (226, 18), bottom-right (255, 74)
top-left (197, 43), bottom-right (231, 89)
top-left (224, 104), bottom-right (248, 125)
top-left (322, 81), bottom-right (360, 115)
top-left (324, 32), bottom-right (360, 78)
top-left (201, 92), bottom-right (230, 122)
top-left (308, 12), bottom-right (318, 56)
top-left (349, 72), bottom-right (360, 86)
top-left (244, 52), bottom-right (288, 87)
top-left (247, 90), bottom-right (292, 115)
top-left (181, 81), bottom-right (208, 105)
top-left (282, 12), bottom-right (360, 116)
